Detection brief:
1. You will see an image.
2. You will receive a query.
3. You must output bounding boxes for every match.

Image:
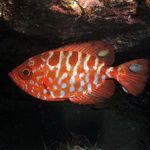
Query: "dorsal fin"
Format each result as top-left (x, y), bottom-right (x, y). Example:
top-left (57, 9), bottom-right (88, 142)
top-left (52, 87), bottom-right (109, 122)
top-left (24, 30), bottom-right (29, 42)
top-left (54, 41), bottom-right (115, 65)
top-left (69, 80), bottom-right (115, 105)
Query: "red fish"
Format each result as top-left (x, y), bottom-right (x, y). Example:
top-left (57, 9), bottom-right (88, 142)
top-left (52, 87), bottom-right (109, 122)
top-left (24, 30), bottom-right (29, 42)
top-left (9, 41), bottom-right (149, 105)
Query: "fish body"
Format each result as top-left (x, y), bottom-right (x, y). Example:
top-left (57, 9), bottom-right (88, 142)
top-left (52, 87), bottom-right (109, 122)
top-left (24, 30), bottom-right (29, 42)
top-left (9, 41), bottom-right (149, 105)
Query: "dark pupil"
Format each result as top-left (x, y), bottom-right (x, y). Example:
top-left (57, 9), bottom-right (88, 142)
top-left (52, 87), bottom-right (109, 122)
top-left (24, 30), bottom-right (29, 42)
top-left (22, 69), bottom-right (30, 76)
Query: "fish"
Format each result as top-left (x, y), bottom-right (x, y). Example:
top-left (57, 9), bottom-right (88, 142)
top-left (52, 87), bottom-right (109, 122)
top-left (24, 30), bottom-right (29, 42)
top-left (9, 41), bottom-right (149, 105)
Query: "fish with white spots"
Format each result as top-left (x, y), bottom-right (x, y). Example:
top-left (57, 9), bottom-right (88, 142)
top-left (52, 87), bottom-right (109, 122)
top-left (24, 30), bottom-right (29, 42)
top-left (9, 41), bottom-right (149, 106)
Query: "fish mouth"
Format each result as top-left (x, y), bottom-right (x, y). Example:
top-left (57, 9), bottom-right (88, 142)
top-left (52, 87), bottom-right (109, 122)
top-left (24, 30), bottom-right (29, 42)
top-left (8, 71), bottom-right (25, 88)
top-left (9, 71), bottom-right (17, 82)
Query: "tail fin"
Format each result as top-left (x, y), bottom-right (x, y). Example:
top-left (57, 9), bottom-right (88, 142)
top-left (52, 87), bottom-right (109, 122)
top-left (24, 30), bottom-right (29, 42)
top-left (114, 59), bottom-right (149, 96)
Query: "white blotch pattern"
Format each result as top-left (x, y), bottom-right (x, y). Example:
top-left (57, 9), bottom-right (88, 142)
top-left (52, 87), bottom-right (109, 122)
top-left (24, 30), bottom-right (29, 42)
top-left (37, 93), bottom-right (41, 98)
top-left (78, 80), bottom-right (85, 92)
top-left (93, 58), bottom-right (99, 70)
top-left (129, 64), bottom-right (142, 73)
top-left (55, 51), bottom-right (64, 77)
top-left (70, 86), bottom-right (75, 92)
top-left (79, 73), bottom-right (84, 79)
top-left (36, 75), bottom-right (43, 82)
top-left (85, 73), bottom-right (90, 83)
top-left (73, 52), bottom-right (82, 77)
top-left (83, 54), bottom-right (91, 72)
top-left (81, 80), bottom-right (85, 86)
top-left (31, 89), bottom-right (34, 93)
top-left (53, 85), bottom-right (58, 90)
top-left (122, 87), bottom-right (128, 93)
top-left (66, 51), bottom-right (72, 71)
top-left (87, 83), bottom-right (92, 92)
top-left (58, 72), bottom-right (68, 84)
top-left (102, 75), bottom-right (106, 80)
top-left (46, 51), bottom-right (54, 70)
top-left (60, 91), bottom-right (65, 97)
top-left (50, 91), bottom-right (55, 98)
top-left (106, 67), bottom-right (113, 78)
top-left (98, 49), bottom-right (109, 57)
top-left (28, 58), bottom-right (35, 66)
top-left (93, 63), bottom-right (104, 85)
top-left (29, 80), bottom-right (35, 85)
top-left (61, 83), bottom-right (67, 89)
top-left (43, 89), bottom-right (48, 94)
top-left (48, 77), bottom-right (53, 83)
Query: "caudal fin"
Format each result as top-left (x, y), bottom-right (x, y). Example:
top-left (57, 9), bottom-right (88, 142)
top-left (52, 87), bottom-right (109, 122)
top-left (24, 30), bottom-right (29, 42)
top-left (115, 59), bottom-right (149, 96)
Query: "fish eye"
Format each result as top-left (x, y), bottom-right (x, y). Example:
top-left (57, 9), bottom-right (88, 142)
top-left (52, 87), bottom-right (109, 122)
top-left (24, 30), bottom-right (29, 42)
top-left (19, 68), bottom-right (32, 79)
top-left (22, 69), bottom-right (31, 77)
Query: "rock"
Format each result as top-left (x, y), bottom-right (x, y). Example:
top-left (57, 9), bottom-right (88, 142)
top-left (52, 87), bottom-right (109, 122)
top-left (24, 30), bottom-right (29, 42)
top-left (0, 0), bottom-right (150, 52)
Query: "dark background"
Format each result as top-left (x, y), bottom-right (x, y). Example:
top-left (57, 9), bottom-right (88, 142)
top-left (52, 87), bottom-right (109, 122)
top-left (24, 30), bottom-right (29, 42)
top-left (0, 1), bottom-right (150, 149)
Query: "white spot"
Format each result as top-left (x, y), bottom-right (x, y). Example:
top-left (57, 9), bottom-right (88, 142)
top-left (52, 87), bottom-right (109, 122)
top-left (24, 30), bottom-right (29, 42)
top-left (31, 89), bottom-right (34, 93)
top-left (79, 73), bottom-right (84, 79)
top-left (81, 80), bottom-right (85, 86)
top-left (60, 91), bottom-right (65, 97)
top-left (85, 73), bottom-right (90, 83)
top-left (29, 80), bottom-right (35, 85)
top-left (37, 93), bottom-right (41, 98)
top-left (78, 87), bottom-right (83, 92)
top-left (35, 82), bottom-right (39, 87)
top-left (28, 58), bottom-right (35, 66)
top-left (50, 91), bottom-right (55, 98)
top-left (44, 96), bottom-right (47, 100)
top-left (102, 75), bottom-right (106, 80)
top-left (43, 89), bottom-right (48, 94)
top-left (98, 50), bottom-right (109, 57)
top-left (122, 87), bottom-right (128, 93)
top-left (36, 75), bottom-right (43, 82)
top-left (78, 80), bottom-right (85, 92)
top-left (70, 86), bottom-right (75, 92)
top-left (87, 83), bottom-right (92, 92)
top-left (69, 76), bottom-right (75, 84)
top-left (61, 83), bottom-right (67, 89)
top-left (24, 84), bottom-right (28, 90)
top-left (83, 91), bottom-right (86, 95)
top-left (93, 74), bottom-right (99, 85)
top-left (62, 72), bottom-right (68, 79)
top-left (129, 64), bottom-right (143, 73)
top-left (48, 77), bottom-right (53, 83)
top-left (53, 85), bottom-right (58, 90)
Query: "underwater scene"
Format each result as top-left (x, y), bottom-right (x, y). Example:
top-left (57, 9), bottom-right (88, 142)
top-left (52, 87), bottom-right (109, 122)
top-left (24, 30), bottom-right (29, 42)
top-left (0, 0), bottom-right (150, 150)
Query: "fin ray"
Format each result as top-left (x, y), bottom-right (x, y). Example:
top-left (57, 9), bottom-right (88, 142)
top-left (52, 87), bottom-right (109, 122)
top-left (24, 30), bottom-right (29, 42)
top-left (69, 80), bottom-right (115, 105)
top-left (55, 41), bottom-right (115, 65)
top-left (115, 59), bottom-right (149, 96)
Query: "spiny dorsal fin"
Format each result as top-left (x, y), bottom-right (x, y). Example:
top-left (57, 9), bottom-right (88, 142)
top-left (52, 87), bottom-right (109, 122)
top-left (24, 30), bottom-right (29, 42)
top-left (54, 41), bottom-right (115, 65)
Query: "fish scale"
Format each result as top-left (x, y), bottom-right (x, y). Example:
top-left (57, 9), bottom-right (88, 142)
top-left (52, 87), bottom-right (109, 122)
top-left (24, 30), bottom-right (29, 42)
top-left (44, 51), bottom-right (99, 98)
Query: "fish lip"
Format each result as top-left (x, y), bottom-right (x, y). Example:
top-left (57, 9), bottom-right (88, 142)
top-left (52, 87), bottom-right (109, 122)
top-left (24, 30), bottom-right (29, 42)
top-left (8, 71), bottom-right (24, 88)
top-left (9, 71), bottom-right (17, 82)
top-left (8, 71), bottom-right (18, 85)
top-left (8, 72), bottom-right (13, 79)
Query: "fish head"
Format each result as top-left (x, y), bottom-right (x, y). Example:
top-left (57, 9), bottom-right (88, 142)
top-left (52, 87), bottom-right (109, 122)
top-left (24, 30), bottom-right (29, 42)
top-left (9, 55), bottom-right (48, 99)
